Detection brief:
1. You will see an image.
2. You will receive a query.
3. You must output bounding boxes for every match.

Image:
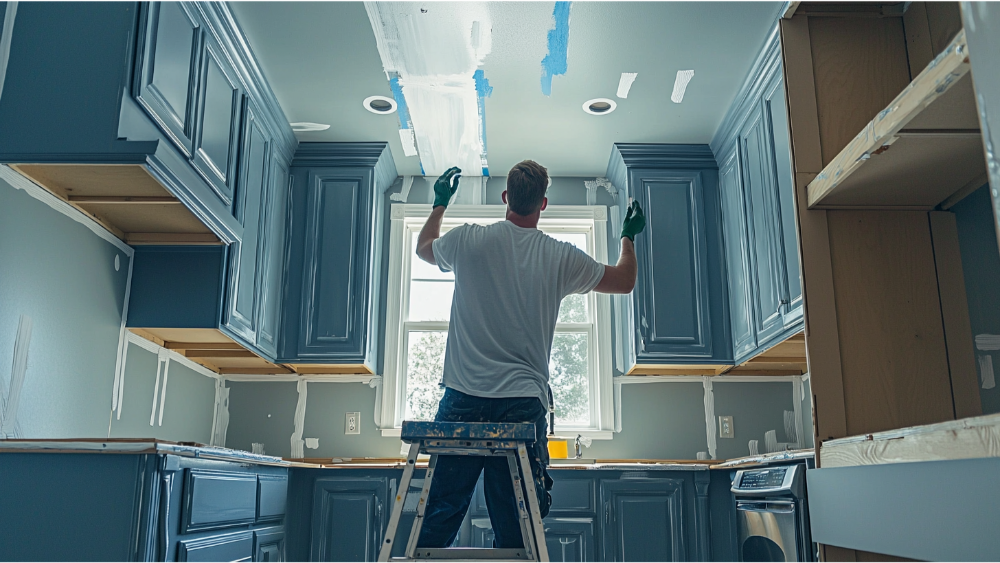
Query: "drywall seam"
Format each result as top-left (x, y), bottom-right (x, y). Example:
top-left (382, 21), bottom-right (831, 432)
top-left (113, 249), bottom-right (133, 419)
top-left (125, 332), bottom-right (220, 380)
top-left (792, 378), bottom-right (804, 448)
top-left (703, 377), bottom-right (717, 459)
top-left (0, 166), bottom-right (133, 255)
top-left (389, 175), bottom-right (414, 203)
top-left (1, 315), bottom-right (31, 438)
top-left (616, 72), bottom-right (637, 98)
top-left (157, 354), bottom-right (170, 426)
top-left (210, 379), bottom-right (230, 447)
top-left (613, 379), bottom-right (622, 432)
top-left (541, 2), bottom-right (571, 96)
top-left (976, 334), bottom-right (1000, 350)
top-left (290, 380), bottom-right (307, 459)
top-left (671, 70), bottom-right (695, 103)
top-left (149, 349), bottom-right (166, 426)
top-left (979, 355), bottom-right (996, 389)
top-left (0, 2), bottom-right (18, 107)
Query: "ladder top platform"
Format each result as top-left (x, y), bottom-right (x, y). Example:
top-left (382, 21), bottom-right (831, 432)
top-left (401, 421), bottom-right (536, 442)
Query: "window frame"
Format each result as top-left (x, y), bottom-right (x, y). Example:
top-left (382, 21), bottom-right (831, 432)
top-left (378, 204), bottom-right (615, 438)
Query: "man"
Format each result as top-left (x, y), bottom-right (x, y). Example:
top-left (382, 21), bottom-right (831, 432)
top-left (413, 160), bottom-right (645, 548)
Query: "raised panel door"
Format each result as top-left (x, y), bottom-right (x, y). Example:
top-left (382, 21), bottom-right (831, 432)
top-left (254, 528), bottom-right (284, 562)
top-left (135, 2), bottom-right (201, 156)
top-left (763, 74), bottom-right (804, 328)
top-left (257, 149), bottom-right (290, 357)
top-left (179, 531), bottom-right (254, 562)
top-left (630, 168), bottom-right (714, 360)
top-left (223, 101), bottom-right (268, 341)
top-left (740, 105), bottom-right (785, 344)
top-left (544, 518), bottom-right (595, 562)
top-left (192, 34), bottom-right (242, 207)
top-left (297, 168), bottom-right (375, 360)
top-left (719, 146), bottom-right (758, 360)
top-left (600, 479), bottom-right (685, 562)
top-left (311, 478), bottom-right (386, 562)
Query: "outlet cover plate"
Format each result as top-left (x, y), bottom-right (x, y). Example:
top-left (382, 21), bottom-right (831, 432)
top-left (346, 412), bottom-right (361, 435)
top-left (719, 415), bottom-right (734, 438)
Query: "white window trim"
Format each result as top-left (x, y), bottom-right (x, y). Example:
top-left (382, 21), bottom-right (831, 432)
top-left (379, 204), bottom-right (615, 436)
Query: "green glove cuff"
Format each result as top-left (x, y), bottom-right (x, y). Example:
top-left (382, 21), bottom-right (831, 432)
top-left (433, 193), bottom-right (452, 208)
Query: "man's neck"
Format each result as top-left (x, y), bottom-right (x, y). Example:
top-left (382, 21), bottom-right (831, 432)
top-left (505, 208), bottom-right (541, 229)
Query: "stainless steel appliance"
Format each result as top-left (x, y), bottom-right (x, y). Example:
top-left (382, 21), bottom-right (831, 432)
top-left (731, 464), bottom-right (815, 562)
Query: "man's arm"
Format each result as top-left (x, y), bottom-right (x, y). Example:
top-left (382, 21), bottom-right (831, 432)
top-left (416, 205), bottom-right (446, 265)
top-left (415, 166), bottom-right (461, 265)
top-left (594, 200), bottom-right (645, 294)
top-left (594, 237), bottom-right (637, 294)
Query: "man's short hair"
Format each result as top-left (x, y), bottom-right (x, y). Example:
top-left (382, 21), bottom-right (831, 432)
top-left (506, 160), bottom-right (548, 216)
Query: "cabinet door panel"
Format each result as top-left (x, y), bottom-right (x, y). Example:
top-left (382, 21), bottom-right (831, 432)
top-left (297, 169), bottom-right (374, 359)
top-left (223, 102), bottom-right (268, 340)
top-left (311, 478), bottom-right (386, 562)
top-left (179, 531), bottom-right (254, 562)
top-left (254, 528), bottom-right (285, 562)
top-left (544, 518), bottom-right (596, 562)
top-left (764, 75), bottom-right (803, 326)
top-left (136, 2), bottom-right (201, 155)
top-left (182, 470), bottom-right (257, 533)
top-left (193, 37), bottom-right (241, 207)
top-left (601, 479), bottom-right (685, 562)
top-left (257, 150), bottom-right (290, 356)
top-left (631, 169), bottom-right (713, 359)
top-left (741, 107), bottom-right (785, 343)
top-left (720, 147), bottom-right (758, 359)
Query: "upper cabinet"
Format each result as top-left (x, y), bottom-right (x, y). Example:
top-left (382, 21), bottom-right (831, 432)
top-left (281, 143), bottom-right (397, 374)
top-left (711, 25), bottom-right (804, 365)
top-left (607, 144), bottom-right (733, 375)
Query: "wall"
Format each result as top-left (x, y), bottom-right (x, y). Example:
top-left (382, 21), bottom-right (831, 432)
top-left (108, 341), bottom-right (217, 444)
top-left (225, 381), bottom-right (300, 458)
top-left (712, 380), bottom-right (797, 460)
top-left (0, 171), bottom-right (130, 438)
top-left (952, 183), bottom-right (1000, 415)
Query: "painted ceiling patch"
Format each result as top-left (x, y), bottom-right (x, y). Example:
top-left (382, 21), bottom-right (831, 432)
top-left (541, 1), bottom-right (572, 96)
top-left (365, 2), bottom-right (493, 177)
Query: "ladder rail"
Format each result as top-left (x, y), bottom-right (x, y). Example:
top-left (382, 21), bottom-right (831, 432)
top-left (378, 442), bottom-right (421, 562)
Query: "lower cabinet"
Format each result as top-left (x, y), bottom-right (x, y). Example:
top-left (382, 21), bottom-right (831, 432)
top-left (254, 528), bottom-right (286, 562)
top-left (600, 478), bottom-right (686, 562)
top-left (545, 518), bottom-right (597, 562)
top-left (179, 531), bottom-right (254, 562)
top-left (310, 477), bottom-right (389, 562)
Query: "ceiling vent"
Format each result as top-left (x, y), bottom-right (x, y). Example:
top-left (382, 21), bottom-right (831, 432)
top-left (583, 98), bottom-right (616, 115)
top-left (364, 95), bottom-right (397, 114)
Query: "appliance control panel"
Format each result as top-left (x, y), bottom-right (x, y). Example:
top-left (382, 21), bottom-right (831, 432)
top-left (731, 463), bottom-right (804, 497)
top-left (737, 467), bottom-right (787, 489)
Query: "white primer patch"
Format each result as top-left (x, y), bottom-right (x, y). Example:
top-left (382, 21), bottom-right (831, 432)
top-left (305, 438), bottom-right (319, 449)
top-left (616, 72), bottom-right (638, 98)
top-left (979, 355), bottom-right (996, 389)
top-left (150, 349), bottom-right (167, 426)
top-left (158, 355), bottom-right (171, 427)
top-left (1, 315), bottom-right (31, 438)
top-left (390, 175), bottom-right (414, 203)
top-left (0, 2), bottom-right (18, 108)
top-left (702, 378), bottom-right (717, 459)
top-left (365, 2), bottom-right (492, 176)
top-left (975, 334), bottom-right (1000, 350)
top-left (671, 70), bottom-right (695, 104)
top-left (398, 128), bottom-right (418, 157)
top-left (210, 379), bottom-right (230, 447)
top-left (290, 380), bottom-right (308, 459)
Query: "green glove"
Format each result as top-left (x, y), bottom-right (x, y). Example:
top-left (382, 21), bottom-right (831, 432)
top-left (621, 200), bottom-right (646, 241)
top-left (433, 167), bottom-right (462, 208)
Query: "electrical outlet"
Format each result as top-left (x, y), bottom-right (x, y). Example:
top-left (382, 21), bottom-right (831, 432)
top-left (346, 412), bottom-right (361, 435)
top-left (719, 415), bottom-right (734, 438)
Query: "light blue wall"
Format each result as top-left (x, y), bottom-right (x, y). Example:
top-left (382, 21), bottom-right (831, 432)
top-left (0, 174), bottom-right (130, 438)
top-left (713, 381), bottom-right (797, 459)
top-left (108, 342), bottom-right (217, 444)
top-left (302, 381), bottom-right (401, 459)
top-left (225, 381), bottom-right (299, 458)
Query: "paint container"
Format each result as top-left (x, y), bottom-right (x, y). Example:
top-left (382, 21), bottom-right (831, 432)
top-left (547, 440), bottom-right (569, 459)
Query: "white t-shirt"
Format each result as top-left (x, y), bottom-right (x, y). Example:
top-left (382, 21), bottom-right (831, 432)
top-left (431, 220), bottom-right (605, 408)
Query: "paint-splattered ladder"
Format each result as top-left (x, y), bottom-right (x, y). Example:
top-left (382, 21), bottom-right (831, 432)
top-left (378, 421), bottom-right (549, 562)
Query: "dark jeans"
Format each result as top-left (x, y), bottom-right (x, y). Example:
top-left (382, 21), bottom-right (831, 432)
top-left (416, 388), bottom-right (552, 549)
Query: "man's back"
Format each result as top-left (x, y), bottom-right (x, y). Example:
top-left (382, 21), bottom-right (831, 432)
top-left (432, 220), bottom-right (604, 408)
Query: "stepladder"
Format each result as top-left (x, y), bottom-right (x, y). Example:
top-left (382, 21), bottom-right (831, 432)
top-left (378, 421), bottom-right (550, 562)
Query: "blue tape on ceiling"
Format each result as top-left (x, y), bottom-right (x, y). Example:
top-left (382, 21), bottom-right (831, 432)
top-left (474, 69), bottom-right (492, 177)
top-left (388, 74), bottom-right (411, 129)
top-left (541, 1), bottom-right (571, 96)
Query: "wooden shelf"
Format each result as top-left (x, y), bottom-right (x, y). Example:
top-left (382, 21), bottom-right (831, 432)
top-left (806, 30), bottom-right (987, 209)
top-left (11, 164), bottom-right (221, 245)
top-left (820, 412), bottom-right (1000, 468)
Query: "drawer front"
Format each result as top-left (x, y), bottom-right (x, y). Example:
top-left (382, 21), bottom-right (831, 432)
top-left (550, 477), bottom-right (596, 515)
top-left (183, 470), bottom-right (257, 533)
top-left (257, 476), bottom-right (288, 522)
top-left (179, 531), bottom-right (254, 562)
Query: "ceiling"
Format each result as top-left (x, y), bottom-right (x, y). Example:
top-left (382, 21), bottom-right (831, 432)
top-left (230, 2), bottom-right (783, 178)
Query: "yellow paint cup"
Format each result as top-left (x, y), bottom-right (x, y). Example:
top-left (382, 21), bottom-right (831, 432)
top-left (547, 440), bottom-right (568, 459)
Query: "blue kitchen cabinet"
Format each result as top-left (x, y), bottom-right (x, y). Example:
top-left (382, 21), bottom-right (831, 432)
top-left (545, 519), bottom-right (597, 562)
top-left (256, 149), bottom-right (292, 358)
top-left (310, 477), bottom-right (389, 562)
top-left (0, 449), bottom-right (289, 562)
top-left (600, 478), bottom-right (687, 562)
top-left (606, 144), bottom-right (732, 369)
top-left (711, 26), bottom-right (804, 363)
top-left (281, 143), bottom-right (397, 370)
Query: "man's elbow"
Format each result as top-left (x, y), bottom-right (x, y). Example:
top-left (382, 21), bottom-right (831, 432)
top-left (416, 242), bottom-right (435, 265)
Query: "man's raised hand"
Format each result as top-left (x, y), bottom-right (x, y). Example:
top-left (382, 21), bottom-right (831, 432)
top-left (433, 166), bottom-right (462, 209)
top-left (621, 200), bottom-right (646, 241)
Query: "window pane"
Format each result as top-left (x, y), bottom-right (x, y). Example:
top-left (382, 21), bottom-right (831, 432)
top-left (549, 332), bottom-right (590, 426)
top-left (408, 280), bottom-right (454, 321)
top-left (547, 231), bottom-right (588, 251)
top-left (405, 331), bottom-right (448, 421)
top-left (546, 231), bottom-right (591, 323)
top-left (410, 235), bottom-right (454, 281)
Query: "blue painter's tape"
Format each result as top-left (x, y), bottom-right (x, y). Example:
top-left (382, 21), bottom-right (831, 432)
top-left (388, 75), bottom-right (411, 129)
top-left (420, 162), bottom-right (425, 176)
top-left (541, 2), bottom-right (571, 96)
top-left (482, 167), bottom-right (490, 177)
top-left (473, 69), bottom-right (492, 172)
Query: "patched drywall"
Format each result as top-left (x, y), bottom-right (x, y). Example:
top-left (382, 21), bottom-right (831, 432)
top-left (225, 381), bottom-right (300, 458)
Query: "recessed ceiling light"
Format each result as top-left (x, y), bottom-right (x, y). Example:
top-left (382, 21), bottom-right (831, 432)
top-left (583, 98), bottom-right (616, 115)
top-left (364, 95), bottom-right (397, 114)
top-left (290, 122), bottom-right (330, 132)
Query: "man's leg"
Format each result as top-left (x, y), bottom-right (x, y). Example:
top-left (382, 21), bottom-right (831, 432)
top-left (482, 398), bottom-right (551, 549)
top-left (416, 388), bottom-right (489, 548)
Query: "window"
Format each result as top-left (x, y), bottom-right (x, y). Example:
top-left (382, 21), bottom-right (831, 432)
top-left (379, 205), bottom-right (614, 437)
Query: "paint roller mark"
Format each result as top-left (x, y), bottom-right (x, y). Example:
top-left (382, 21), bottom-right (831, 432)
top-left (617, 73), bottom-right (637, 98)
top-left (671, 70), bottom-right (695, 103)
top-left (474, 69), bottom-right (492, 177)
top-left (541, 2), bottom-right (571, 96)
